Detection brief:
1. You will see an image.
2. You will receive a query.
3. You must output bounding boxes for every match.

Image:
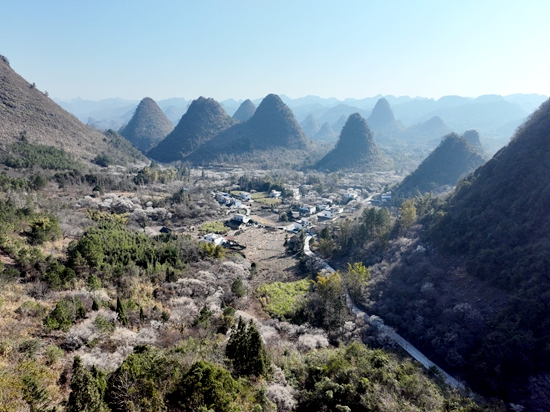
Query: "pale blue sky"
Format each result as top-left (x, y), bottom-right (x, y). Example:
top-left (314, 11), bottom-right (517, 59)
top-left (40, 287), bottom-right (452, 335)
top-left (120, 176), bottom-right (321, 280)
top-left (1, 0), bottom-right (549, 101)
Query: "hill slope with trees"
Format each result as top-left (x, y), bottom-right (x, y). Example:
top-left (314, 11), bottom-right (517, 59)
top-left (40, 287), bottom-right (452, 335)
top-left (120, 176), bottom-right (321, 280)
top-left (315, 113), bottom-right (389, 172)
top-left (393, 133), bottom-right (486, 200)
top-left (0, 55), bottom-right (143, 164)
top-left (183, 94), bottom-right (310, 165)
top-left (360, 98), bottom-right (550, 406)
top-left (119, 97), bottom-right (174, 152)
top-left (147, 97), bottom-right (236, 162)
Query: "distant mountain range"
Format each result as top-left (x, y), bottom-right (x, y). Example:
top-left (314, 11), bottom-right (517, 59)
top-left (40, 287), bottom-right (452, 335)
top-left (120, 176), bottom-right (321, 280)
top-left (55, 93), bottom-right (547, 155)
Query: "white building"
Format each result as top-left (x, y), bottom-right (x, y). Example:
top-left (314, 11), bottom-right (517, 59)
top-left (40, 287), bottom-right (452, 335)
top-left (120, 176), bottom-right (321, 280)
top-left (239, 192), bottom-right (252, 201)
top-left (269, 190), bottom-right (281, 199)
top-left (204, 233), bottom-right (225, 245)
top-left (232, 213), bottom-right (251, 223)
top-left (300, 204), bottom-right (316, 215)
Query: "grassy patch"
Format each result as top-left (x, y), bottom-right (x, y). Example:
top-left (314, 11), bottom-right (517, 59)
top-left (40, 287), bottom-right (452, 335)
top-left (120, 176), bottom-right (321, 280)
top-left (200, 221), bottom-right (230, 234)
top-left (251, 192), bottom-right (268, 199)
top-left (255, 197), bottom-right (282, 206)
top-left (257, 278), bottom-right (310, 321)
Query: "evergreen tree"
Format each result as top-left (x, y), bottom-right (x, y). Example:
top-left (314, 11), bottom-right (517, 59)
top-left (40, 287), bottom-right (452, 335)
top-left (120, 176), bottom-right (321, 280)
top-left (116, 297), bottom-right (128, 326)
top-left (67, 356), bottom-right (109, 412)
top-left (226, 317), bottom-right (269, 377)
top-left (231, 277), bottom-right (246, 298)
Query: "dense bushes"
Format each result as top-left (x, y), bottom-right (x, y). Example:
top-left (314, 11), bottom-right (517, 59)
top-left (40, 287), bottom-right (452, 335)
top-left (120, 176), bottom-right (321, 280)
top-left (67, 221), bottom-right (200, 277)
top-left (1, 141), bottom-right (81, 170)
top-left (44, 296), bottom-right (87, 332)
top-left (284, 342), bottom-right (487, 412)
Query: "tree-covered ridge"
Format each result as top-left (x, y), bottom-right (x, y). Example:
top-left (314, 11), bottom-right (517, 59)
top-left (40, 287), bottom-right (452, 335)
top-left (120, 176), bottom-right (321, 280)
top-left (392, 133), bottom-right (486, 200)
top-left (182, 94), bottom-right (310, 165)
top-left (147, 96), bottom-right (236, 162)
top-left (417, 97), bottom-right (550, 397)
top-left (119, 97), bottom-right (174, 152)
top-left (315, 113), bottom-right (389, 172)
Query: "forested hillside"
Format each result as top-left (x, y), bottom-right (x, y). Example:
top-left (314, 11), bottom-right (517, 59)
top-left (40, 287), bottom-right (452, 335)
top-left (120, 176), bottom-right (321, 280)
top-left (392, 133), bottom-right (486, 200)
top-left (315, 113), bottom-right (389, 172)
top-left (119, 97), bottom-right (174, 152)
top-left (354, 98), bottom-right (550, 408)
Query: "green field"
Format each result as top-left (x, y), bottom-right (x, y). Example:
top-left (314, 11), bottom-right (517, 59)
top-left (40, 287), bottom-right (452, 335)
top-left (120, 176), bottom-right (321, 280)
top-left (257, 278), bottom-right (310, 321)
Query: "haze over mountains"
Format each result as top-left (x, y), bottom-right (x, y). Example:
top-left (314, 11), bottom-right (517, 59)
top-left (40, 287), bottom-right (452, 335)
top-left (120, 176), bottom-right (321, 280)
top-left (181, 94), bottom-right (310, 165)
top-left (147, 97), bottom-right (236, 163)
top-left (55, 93), bottom-right (547, 154)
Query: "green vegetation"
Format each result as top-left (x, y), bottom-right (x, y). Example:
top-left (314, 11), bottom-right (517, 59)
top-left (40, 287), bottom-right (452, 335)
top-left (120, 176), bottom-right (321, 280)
top-left (392, 133), bottom-right (486, 202)
top-left (44, 296), bottom-right (87, 332)
top-left (226, 317), bottom-right (270, 377)
top-left (315, 113), bottom-right (389, 172)
top-left (1, 140), bottom-right (81, 170)
top-left (257, 279), bottom-right (310, 321)
top-left (418, 99), bottom-right (550, 397)
top-left (199, 220), bottom-right (229, 234)
top-left (92, 153), bottom-right (113, 167)
top-left (284, 342), bottom-right (490, 412)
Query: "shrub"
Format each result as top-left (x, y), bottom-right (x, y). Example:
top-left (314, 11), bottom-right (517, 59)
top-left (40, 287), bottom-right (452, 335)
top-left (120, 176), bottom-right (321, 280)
top-left (44, 296), bottom-right (87, 332)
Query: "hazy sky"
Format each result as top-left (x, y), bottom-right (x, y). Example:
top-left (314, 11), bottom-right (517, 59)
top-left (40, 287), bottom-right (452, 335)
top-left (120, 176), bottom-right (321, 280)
top-left (2, 0), bottom-right (549, 101)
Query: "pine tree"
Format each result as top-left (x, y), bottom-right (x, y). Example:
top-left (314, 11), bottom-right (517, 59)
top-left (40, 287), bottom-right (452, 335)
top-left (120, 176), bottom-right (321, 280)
top-left (67, 356), bottom-right (109, 412)
top-left (116, 297), bottom-right (128, 326)
top-left (226, 317), bottom-right (269, 377)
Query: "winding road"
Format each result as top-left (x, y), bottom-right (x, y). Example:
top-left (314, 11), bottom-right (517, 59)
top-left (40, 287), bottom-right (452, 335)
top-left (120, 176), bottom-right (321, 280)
top-left (304, 235), bottom-right (464, 390)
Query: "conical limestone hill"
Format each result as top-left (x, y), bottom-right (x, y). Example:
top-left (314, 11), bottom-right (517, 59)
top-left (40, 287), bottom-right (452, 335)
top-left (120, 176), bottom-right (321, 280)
top-left (120, 97), bottom-right (174, 152)
top-left (300, 114), bottom-right (321, 138)
top-left (315, 113), bottom-right (388, 172)
top-left (313, 122), bottom-right (338, 143)
top-left (462, 129), bottom-right (487, 156)
top-left (332, 115), bottom-right (347, 133)
top-left (367, 97), bottom-right (397, 130)
top-left (393, 133), bottom-right (486, 199)
top-left (183, 94), bottom-right (309, 164)
top-left (147, 97), bottom-right (236, 163)
top-left (232, 99), bottom-right (256, 122)
top-left (0, 55), bottom-right (144, 164)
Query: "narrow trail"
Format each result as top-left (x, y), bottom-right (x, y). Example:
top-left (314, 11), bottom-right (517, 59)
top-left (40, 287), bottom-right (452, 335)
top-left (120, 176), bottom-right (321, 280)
top-left (304, 236), bottom-right (465, 390)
